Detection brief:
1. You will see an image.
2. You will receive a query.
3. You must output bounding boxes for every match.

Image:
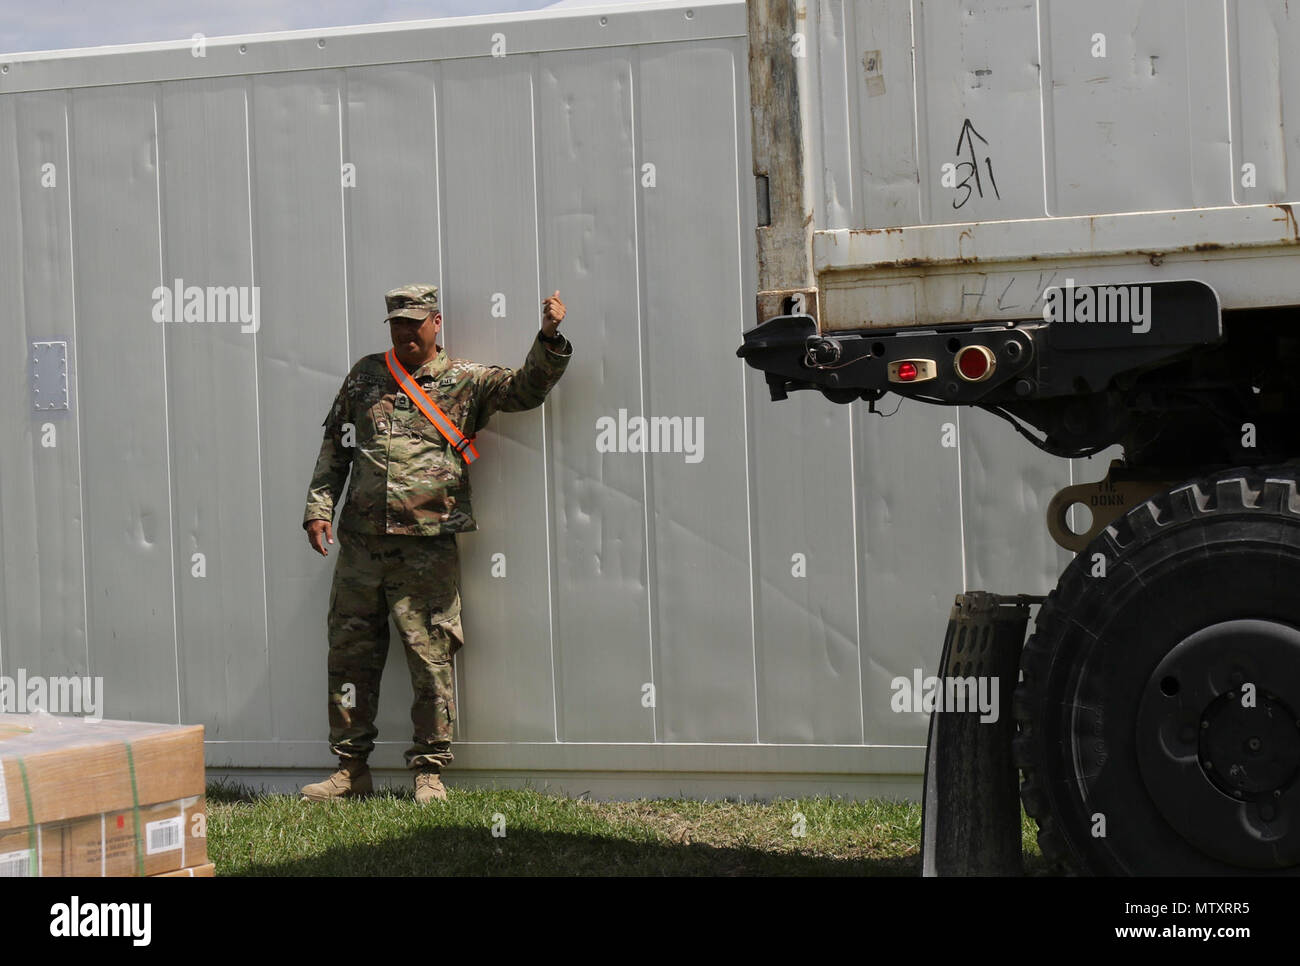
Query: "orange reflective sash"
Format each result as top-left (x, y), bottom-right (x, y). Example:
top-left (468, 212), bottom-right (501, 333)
top-left (384, 349), bottom-right (481, 464)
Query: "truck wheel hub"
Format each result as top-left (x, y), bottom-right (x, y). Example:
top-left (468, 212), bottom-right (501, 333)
top-left (1136, 619), bottom-right (1300, 866)
top-left (1200, 688), bottom-right (1300, 797)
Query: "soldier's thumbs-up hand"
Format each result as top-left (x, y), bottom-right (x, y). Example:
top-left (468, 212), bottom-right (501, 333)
top-left (541, 290), bottom-right (565, 338)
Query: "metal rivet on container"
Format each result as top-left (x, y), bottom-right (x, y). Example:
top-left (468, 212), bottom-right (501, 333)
top-left (239, 44), bottom-right (247, 54)
top-left (599, 16), bottom-right (607, 25)
top-left (1, 65), bottom-right (8, 74)
top-left (685, 9), bottom-right (694, 18)
top-left (317, 38), bottom-right (326, 48)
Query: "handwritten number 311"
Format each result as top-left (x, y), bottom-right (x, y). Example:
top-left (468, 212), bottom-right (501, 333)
top-left (950, 119), bottom-right (1000, 209)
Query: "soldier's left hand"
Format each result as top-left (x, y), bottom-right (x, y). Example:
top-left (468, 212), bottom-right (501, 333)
top-left (541, 290), bottom-right (565, 338)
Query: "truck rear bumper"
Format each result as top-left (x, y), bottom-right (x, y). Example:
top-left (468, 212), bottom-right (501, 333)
top-left (738, 279), bottom-right (1222, 406)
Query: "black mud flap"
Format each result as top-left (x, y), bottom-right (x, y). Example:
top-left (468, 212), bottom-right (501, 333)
top-left (920, 592), bottom-right (1037, 876)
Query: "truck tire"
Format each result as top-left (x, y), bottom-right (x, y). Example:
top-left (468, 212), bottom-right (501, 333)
top-left (1014, 466), bottom-right (1300, 874)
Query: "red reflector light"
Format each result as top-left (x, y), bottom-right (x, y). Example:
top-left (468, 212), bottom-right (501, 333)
top-left (897, 361), bottom-right (919, 381)
top-left (956, 345), bottom-right (995, 382)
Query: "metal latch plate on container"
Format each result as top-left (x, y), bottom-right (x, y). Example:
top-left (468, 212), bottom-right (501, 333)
top-left (31, 340), bottom-right (69, 411)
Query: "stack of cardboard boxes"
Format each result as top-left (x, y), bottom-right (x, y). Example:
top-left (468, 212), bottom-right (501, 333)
top-left (0, 713), bottom-right (210, 877)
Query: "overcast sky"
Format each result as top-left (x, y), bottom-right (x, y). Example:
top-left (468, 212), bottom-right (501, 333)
top-left (0, 0), bottom-right (652, 57)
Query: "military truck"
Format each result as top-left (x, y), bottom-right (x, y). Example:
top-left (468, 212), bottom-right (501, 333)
top-left (738, 0), bottom-right (1300, 874)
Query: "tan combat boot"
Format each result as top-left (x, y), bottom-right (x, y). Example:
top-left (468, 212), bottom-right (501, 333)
top-left (300, 758), bottom-right (373, 802)
top-left (414, 767), bottom-right (447, 803)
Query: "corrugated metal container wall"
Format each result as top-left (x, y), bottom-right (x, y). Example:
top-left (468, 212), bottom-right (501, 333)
top-left (806, 0), bottom-right (1300, 334)
top-left (0, 0), bottom-right (1097, 798)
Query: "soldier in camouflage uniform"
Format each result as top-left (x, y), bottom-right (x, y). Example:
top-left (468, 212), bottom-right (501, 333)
top-left (300, 284), bottom-right (571, 803)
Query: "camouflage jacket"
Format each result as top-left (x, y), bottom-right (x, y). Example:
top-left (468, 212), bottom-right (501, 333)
top-left (303, 332), bottom-right (572, 536)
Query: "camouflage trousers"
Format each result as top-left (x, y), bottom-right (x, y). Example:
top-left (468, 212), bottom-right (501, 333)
top-left (327, 529), bottom-right (463, 770)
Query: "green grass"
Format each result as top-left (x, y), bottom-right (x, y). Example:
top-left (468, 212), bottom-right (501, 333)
top-left (206, 780), bottom-right (1052, 876)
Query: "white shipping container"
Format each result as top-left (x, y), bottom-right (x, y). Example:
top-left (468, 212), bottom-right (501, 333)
top-left (4, 1), bottom-right (934, 800)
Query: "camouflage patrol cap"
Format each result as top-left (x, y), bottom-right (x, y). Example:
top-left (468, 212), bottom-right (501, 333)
top-left (384, 284), bottom-right (439, 322)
